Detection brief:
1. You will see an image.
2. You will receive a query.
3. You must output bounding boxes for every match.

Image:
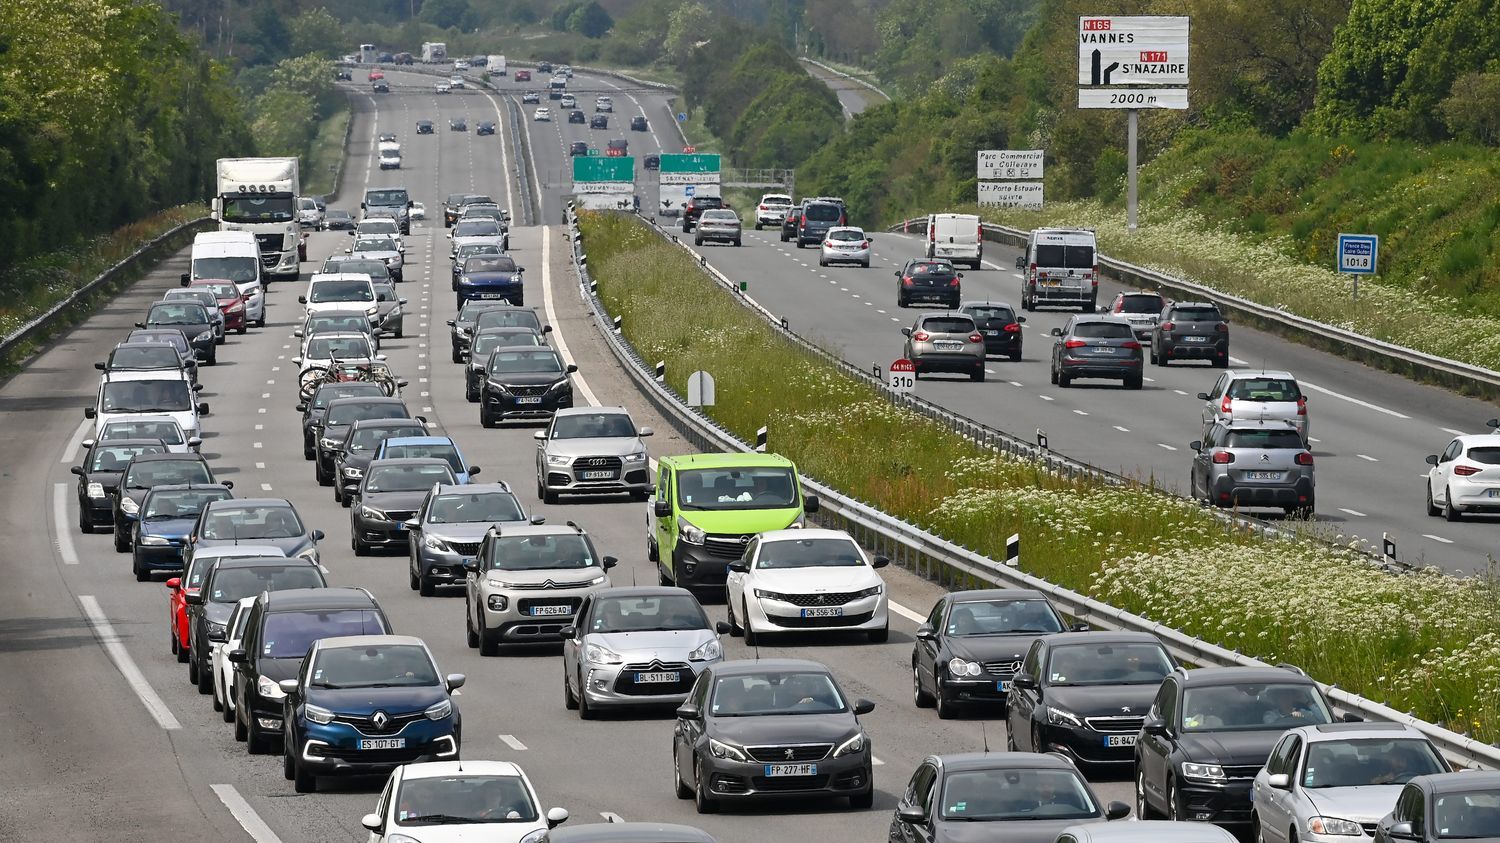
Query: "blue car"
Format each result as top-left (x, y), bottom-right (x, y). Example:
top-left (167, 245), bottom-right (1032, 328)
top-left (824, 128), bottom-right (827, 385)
top-left (131, 483), bottom-right (235, 581)
top-left (455, 254), bottom-right (525, 308)
top-left (373, 436), bottom-right (479, 483)
top-left (280, 634), bottom-right (463, 793)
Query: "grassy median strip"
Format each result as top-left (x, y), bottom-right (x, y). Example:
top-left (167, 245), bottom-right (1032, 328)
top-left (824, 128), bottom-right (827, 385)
top-left (303, 107), bottom-right (353, 199)
top-left (579, 210), bottom-right (1500, 742)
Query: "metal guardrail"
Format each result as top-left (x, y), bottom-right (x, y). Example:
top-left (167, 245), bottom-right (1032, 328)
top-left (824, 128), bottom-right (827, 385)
top-left (563, 207), bottom-right (1499, 770)
top-left (0, 217), bottom-right (215, 363)
top-left (889, 217), bottom-right (1500, 399)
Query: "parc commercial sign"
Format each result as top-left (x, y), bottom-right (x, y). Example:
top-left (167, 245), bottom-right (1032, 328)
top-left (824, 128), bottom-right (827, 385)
top-left (1077, 16), bottom-right (1189, 110)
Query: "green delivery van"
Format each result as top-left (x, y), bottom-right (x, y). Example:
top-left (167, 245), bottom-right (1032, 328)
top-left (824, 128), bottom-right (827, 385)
top-left (648, 452), bottom-right (820, 589)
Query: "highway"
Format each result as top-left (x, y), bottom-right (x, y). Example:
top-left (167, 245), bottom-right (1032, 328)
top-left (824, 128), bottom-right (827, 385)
top-left (0, 66), bottom-right (1141, 841)
top-left (799, 58), bottom-right (890, 118)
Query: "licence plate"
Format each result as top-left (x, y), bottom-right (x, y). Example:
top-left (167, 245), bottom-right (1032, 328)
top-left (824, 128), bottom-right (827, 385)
top-left (933, 341), bottom-right (963, 351)
top-left (983, 330), bottom-right (999, 336)
top-left (764, 763), bottom-right (817, 777)
top-left (1105, 734), bottom-right (1138, 748)
top-left (996, 680), bottom-right (1010, 692)
top-left (1246, 471), bottom-right (1279, 481)
top-left (1184, 336), bottom-right (1208, 343)
top-left (634, 671), bottom-right (680, 683)
top-left (531, 605), bottom-right (571, 616)
top-left (1489, 489), bottom-right (1500, 498)
top-left (1039, 280), bottom-right (1059, 287)
top-left (580, 470), bottom-right (614, 480)
top-left (359, 738), bottom-right (405, 750)
top-left (516, 396), bottom-right (543, 404)
top-left (477, 293), bottom-right (509, 300)
top-left (801, 606), bottom-right (843, 618)
top-left (1093, 347), bottom-right (1117, 354)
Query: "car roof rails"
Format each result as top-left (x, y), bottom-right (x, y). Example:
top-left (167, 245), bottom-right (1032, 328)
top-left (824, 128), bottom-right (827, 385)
top-left (564, 520), bottom-right (585, 534)
top-left (1274, 662), bottom-right (1307, 676)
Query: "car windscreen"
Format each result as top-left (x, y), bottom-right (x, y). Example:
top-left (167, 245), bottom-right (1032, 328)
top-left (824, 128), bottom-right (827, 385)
top-left (1468, 447), bottom-right (1500, 465)
top-left (165, 290), bottom-right (218, 308)
top-left (487, 349), bottom-right (562, 374)
top-left (260, 609), bottom-right (386, 659)
top-left (473, 332), bottom-right (539, 355)
top-left (828, 229), bottom-right (864, 242)
top-left (755, 538), bottom-right (864, 570)
top-left (354, 238), bottom-right (396, 252)
top-left (299, 198), bottom-right (317, 211)
top-left (1072, 322), bottom-right (1135, 339)
top-left (365, 463), bottom-right (456, 492)
top-left (326, 402), bottom-right (407, 425)
top-left (908, 262), bottom-right (954, 278)
top-left (310, 280), bottom-right (373, 303)
top-left (427, 492), bottom-right (523, 524)
top-left (88, 443), bottom-right (167, 472)
top-left (1034, 243), bottom-right (1095, 269)
top-left (311, 384), bottom-right (384, 410)
top-left (128, 331), bottom-right (189, 353)
top-left (102, 423), bottom-right (182, 451)
top-left (109, 345), bottom-right (182, 370)
top-left (940, 768), bottom-right (1098, 821)
top-left (197, 282), bottom-right (239, 299)
top-left (380, 443), bottom-right (463, 474)
top-left (476, 310), bottom-right (542, 331)
top-left (123, 459), bottom-right (212, 489)
top-left (1181, 683), bottom-right (1332, 731)
top-left (920, 317), bottom-right (975, 334)
top-left (465, 256), bottom-right (517, 273)
top-left (360, 221), bottom-right (398, 235)
top-left (675, 467), bottom-right (799, 511)
top-left (208, 565), bottom-right (325, 604)
top-left (192, 257), bottom-right (258, 284)
top-left (327, 259), bottom-right (388, 279)
top-left (551, 413), bottom-right (635, 439)
top-left (307, 315), bottom-right (371, 335)
top-left (1433, 790), bottom-right (1500, 838)
top-left (201, 505), bottom-right (306, 539)
top-left (588, 595), bottom-right (708, 633)
top-left (457, 244), bottom-right (502, 260)
top-left (306, 335), bottom-right (373, 359)
top-left (1119, 295), bottom-right (1165, 313)
top-left (327, 210), bottom-right (352, 221)
top-left (1225, 429), bottom-right (1304, 449)
top-left (348, 424), bottom-right (424, 451)
top-left (373, 283), bottom-right (398, 303)
top-left (365, 189), bottom-right (409, 206)
top-left (221, 194), bottom-right (294, 223)
top-left (763, 196), bottom-right (792, 206)
top-left (946, 599), bottom-right (1063, 635)
top-left (395, 775), bottom-right (538, 826)
top-left (486, 534), bottom-right (597, 571)
top-left (102, 379), bottom-right (193, 413)
top-left (1171, 306), bottom-right (1223, 322)
top-left (803, 203), bottom-right (841, 222)
top-left (711, 671), bottom-right (846, 716)
top-left (1301, 738), bottom-right (1445, 789)
top-left (700, 210), bottom-right (737, 222)
top-left (454, 221), bottom-right (500, 237)
top-left (1044, 642), bottom-right (1173, 685)
top-left (147, 303), bottom-right (208, 325)
top-left (965, 307), bottom-right (1015, 325)
top-left (1228, 379), bottom-right (1300, 401)
top-left (310, 643), bottom-right (438, 688)
top-left (142, 488), bottom-right (232, 520)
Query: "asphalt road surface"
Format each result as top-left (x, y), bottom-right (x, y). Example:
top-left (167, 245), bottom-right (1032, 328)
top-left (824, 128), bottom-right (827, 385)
top-left (800, 58), bottom-right (891, 119)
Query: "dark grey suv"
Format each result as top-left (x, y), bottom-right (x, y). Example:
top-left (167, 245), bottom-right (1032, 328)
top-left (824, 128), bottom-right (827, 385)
top-left (1050, 315), bottom-right (1144, 389)
top-left (1151, 302), bottom-right (1229, 368)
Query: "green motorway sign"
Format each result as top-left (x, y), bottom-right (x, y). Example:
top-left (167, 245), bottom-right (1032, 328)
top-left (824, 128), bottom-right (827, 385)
top-left (658, 153), bottom-right (721, 174)
top-left (572, 157), bottom-right (634, 182)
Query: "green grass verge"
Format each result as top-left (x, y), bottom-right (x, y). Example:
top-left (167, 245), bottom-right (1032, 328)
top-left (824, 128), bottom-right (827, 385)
top-left (304, 107), bottom-right (352, 199)
top-left (669, 96), bottom-right (721, 154)
top-left (579, 209), bottom-right (1500, 742)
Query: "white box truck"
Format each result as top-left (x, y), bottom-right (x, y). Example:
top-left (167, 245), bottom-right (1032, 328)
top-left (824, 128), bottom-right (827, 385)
top-left (359, 43), bottom-right (377, 63)
top-left (422, 42), bottom-right (448, 63)
top-left (924, 213), bottom-right (984, 269)
top-left (488, 55), bottom-right (506, 76)
top-left (213, 157), bottom-right (302, 282)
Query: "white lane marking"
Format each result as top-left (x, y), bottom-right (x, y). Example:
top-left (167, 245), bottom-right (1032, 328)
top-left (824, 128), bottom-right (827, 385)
top-left (601, 813), bottom-right (627, 824)
top-left (1009, 381), bottom-right (1023, 387)
top-left (1308, 437), bottom-right (1321, 443)
top-left (1338, 508), bottom-right (1367, 517)
top-left (1422, 534), bottom-right (1455, 544)
top-left (60, 418), bottom-right (92, 464)
top-left (1442, 427), bottom-right (1464, 436)
top-left (255, 462), bottom-right (266, 469)
top-left (1039, 395), bottom-right (1054, 401)
top-left (1156, 443), bottom-right (1178, 451)
top-left (542, 231), bottom-right (601, 407)
top-left (1142, 376), bottom-right (1155, 383)
top-left (1113, 425), bottom-right (1130, 433)
top-left (499, 734), bottom-right (528, 750)
top-left (253, 442), bottom-right (262, 449)
top-left (1300, 380), bottom-right (1410, 418)
top-left (52, 484), bottom-right (79, 565)
top-left (1173, 389), bottom-right (1188, 396)
top-left (210, 784), bottom-right (285, 843)
top-left (888, 601), bottom-right (925, 623)
top-left (1229, 356), bottom-right (1249, 365)
top-left (1073, 409), bottom-right (1089, 416)
top-left (78, 595), bottom-right (181, 729)
top-left (260, 483), bottom-right (273, 492)
top-left (1356, 454), bottom-right (1379, 462)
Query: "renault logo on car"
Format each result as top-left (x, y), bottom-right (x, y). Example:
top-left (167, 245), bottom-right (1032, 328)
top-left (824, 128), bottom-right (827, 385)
top-left (372, 710), bottom-right (389, 729)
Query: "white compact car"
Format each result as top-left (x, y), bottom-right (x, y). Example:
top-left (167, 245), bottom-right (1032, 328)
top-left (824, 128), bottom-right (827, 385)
top-left (533, 107), bottom-right (551, 122)
top-left (819, 226), bottom-right (871, 268)
top-left (726, 528), bottom-right (890, 644)
top-left (1425, 434), bottom-right (1500, 520)
top-left (436, 81), bottom-right (451, 94)
top-left (211, 596), bottom-right (258, 721)
top-left (361, 761), bottom-right (569, 842)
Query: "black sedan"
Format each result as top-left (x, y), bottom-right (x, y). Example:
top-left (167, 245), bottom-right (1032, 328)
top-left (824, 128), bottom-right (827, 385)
top-left (314, 396), bottom-right (417, 486)
top-left (73, 438), bottom-right (169, 532)
top-left (911, 589), bottom-right (1085, 719)
top-left (1004, 631), bottom-right (1177, 768)
top-left (138, 301), bottom-right (217, 364)
top-left (569, 141), bottom-right (588, 157)
top-left (186, 556), bottom-right (326, 694)
top-left (350, 458), bottom-right (459, 555)
top-left (631, 116), bottom-right (648, 131)
top-left (589, 114), bottom-right (608, 129)
top-left (450, 117), bottom-right (467, 132)
top-left (325, 209), bottom-right (357, 230)
top-left (415, 120), bottom-right (434, 135)
top-left (960, 300), bottom-right (1025, 361)
top-left (568, 110), bottom-right (586, 124)
top-left (476, 121), bottom-right (496, 135)
top-left (334, 418), bottom-right (429, 505)
top-left (479, 347), bottom-right (575, 426)
top-left (1049, 315), bottom-right (1144, 389)
top-left (112, 452), bottom-right (219, 553)
top-left (447, 300), bottom-right (517, 361)
top-left (673, 659), bottom-right (875, 813)
top-left (298, 381), bottom-right (388, 460)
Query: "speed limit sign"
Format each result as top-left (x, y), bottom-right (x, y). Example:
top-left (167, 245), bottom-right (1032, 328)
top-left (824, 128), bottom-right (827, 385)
top-left (889, 358), bottom-right (916, 394)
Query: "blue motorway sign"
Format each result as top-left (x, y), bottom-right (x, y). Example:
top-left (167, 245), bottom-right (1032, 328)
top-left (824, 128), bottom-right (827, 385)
top-left (1337, 233), bottom-right (1378, 275)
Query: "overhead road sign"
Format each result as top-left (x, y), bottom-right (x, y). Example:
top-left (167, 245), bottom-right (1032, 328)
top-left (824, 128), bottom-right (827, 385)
top-left (977, 150), bottom-right (1044, 180)
top-left (658, 153), bottom-right (720, 174)
top-left (1077, 16), bottom-right (1190, 87)
top-left (572, 157), bottom-right (634, 183)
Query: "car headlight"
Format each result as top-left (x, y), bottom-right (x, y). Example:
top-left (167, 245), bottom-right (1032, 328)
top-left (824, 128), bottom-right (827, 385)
top-left (296, 547), bottom-right (319, 564)
top-left (342, 466), bottom-right (363, 478)
top-left (486, 578), bottom-right (522, 590)
top-left (623, 451), bottom-right (647, 463)
top-left (548, 378), bottom-right (571, 392)
top-left (1308, 818), bottom-right (1362, 836)
top-left (194, 331), bottom-right (214, 343)
top-left (359, 505), bottom-right (386, 520)
top-left (586, 574), bottom-right (608, 586)
top-left (851, 584), bottom-right (883, 599)
top-left (1181, 762), bottom-right (1226, 781)
top-left (519, 831), bottom-right (547, 843)
top-left (486, 380), bottom-right (511, 394)
top-left (546, 453), bottom-right (571, 466)
top-left (584, 642), bottom-right (623, 665)
top-left (257, 674), bottom-right (286, 701)
top-left (424, 699), bottom-right (452, 720)
top-left (139, 534), bottom-right (171, 546)
top-left (206, 621), bottom-right (227, 641)
top-left (708, 737), bottom-right (749, 762)
top-left (320, 436), bottom-right (342, 449)
top-left (119, 497), bottom-right (139, 515)
top-left (688, 638), bottom-right (722, 661)
top-left (303, 703), bottom-right (335, 724)
top-left (833, 732), bottom-right (867, 758)
top-left (365, 305), bottom-right (378, 317)
top-left (753, 588), bottom-right (787, 602)
top-left (423, 534), bottom-right (449, 551)
top-left (948, 658), bottom-right (982, 678)
top-left (677, 518), bottom-right (705, 545)
top-left (87, 482), bottom-right (106, 499)
top-left (1046, 705), bottom-right (1083, 728)
top-left (227, 302), bottom-right (244, 313)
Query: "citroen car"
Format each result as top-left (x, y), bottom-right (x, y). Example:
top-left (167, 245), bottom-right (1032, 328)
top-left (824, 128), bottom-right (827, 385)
top-left (1189, 419), bottom-right (1315, 516)
top-left (463, 523), bottom-right (616, 656)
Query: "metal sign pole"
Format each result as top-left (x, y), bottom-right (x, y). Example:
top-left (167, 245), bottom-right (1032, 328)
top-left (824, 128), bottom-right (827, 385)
top-left (1127, 109), bottom-right (1139, 231)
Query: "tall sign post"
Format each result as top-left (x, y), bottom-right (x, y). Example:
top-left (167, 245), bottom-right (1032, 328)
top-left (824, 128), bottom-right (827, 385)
top-left (977, 150), bottom-right (1044, 209)
top-left (1077, 16), bottom-right (1189, 230)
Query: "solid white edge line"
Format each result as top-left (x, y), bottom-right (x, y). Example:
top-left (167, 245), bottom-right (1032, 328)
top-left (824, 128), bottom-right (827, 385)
top-left (1300, 380), bottom-right (1410, 419)
top-left (210, 784), bottom-right (286, 843)
top-left (53, 484), bottom-right (79, 565)
top-left (542, 232), bottom-right (601, 407)
top-left (499, 733), bottom-right (528, 750)
top-left (60, 418), bottom-right (92, 464)
top-left (78, 595), bottom-right (181, 729)
top-left (888, 601), bottom-right (925, 623)
top-left (1422, 534), bottom-right (1455, 544)
top-left (600, 812), bottom-right (626, 823)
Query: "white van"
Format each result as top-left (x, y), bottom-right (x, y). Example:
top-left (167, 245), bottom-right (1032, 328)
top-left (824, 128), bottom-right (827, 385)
top-left (1017, 227), bottom-right (1098, 312)
top-left (925, 213), bottom-right (983, 269)
top-left (378, 142), bottom-right (403, 170)
top-left (186, 231), bottom-right (265, 327)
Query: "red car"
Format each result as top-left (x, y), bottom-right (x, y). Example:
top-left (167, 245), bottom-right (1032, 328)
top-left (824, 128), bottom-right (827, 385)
top-left (515, 70), bottom-right (531, 81)
top-left (166, 553), bottom-right (216, 661)
top-left (368, 69), bottom-right (385, 81)
top-left (189, 279), bottom-right (248, 333)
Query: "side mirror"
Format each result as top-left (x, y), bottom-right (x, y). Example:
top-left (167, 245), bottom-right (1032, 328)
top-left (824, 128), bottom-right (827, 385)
top-left (915, 624), bottom-right (937, 641)
top-left (1143, 716), bottom-right (1168, 735)
top-left (1098, 306), bottom-right (1109, 313)
top-left (84, 407), bottom-right (96, 419)
top-left (872, 555), bottom-right (890, 569)
top-left (399, 298), bottom-right (409, 305)
top-left (566, 364), bottom-right (578, 374)
top-left (1017, 316), bottom-right (1027, 323)
top-left (188, 436), bottom-right (203, 449)
top-left (446, 320), bottom-right (456, 327)
top-left (311, 529), bottom-right (325, 541)
top-left (639, 426), bottom-right (654, 437)
top-left (545, 807), bottom-right (569, 829)
top-left (298, 296), bottom-right (308, 304)
top-left (94, 361), bottom-right (106, 370)
top-left (1425, 454), bottom-right (1439, 466)
top-left (462, 558), bottom-right (479, 572)
top-left (446, 673), bottom-right (466, 691)
top-left (1388, 823), bottom-right (1416, 840)
top-left (1486, 418), bottom-right (1499, 429)
top-left (543, 325), bottom-right (553, 333)
top-left (715, 621), bottom-right (731, 634)
top-left (360, 813), bottom-right (382, 832)
top-left (278, 679), bottom-right (299, 696)
top-left (675, 703), bottom-right (701, 720)
top-left (180, 273), bottom-right (190, 286)
top-left (559, 627), bottom-right (576, 640)
top-left (71, 465), bottom-right (85, 476)
top-left (82, 439), bottom-right (95, 448)
top-left (1267, 773), bottom-right (1291, 789)
top-left (653, 500), bottom-right (672, 517)
top-left (803, 495), bottom-right (820, 514)
top-left (192, 383), bottom-right (203, 392)
top-left (1189, 440), bottom-right (1203, 452)
top-left (602, 555), bottom-right (618, 570)
top-left (375, 354), bottom-right (387, 361)
top-left (134, 322), bottom-right (146, 328)
top-left (1104, 801), bottom-right (1131, 821)
top-left (1342, 712), bottom-right (1364, 723)
top-left (897, 805), bottom-right (927, 824)
top-left (197, 402), bottom-right (210, 414)
top-left (294, 329), bottom-right (304, 337)
top-left (533, 430), bottom-right (547, 440)
top-left (292, 358), bottom-right (302, 365)
top-left (165, 577), bottom-right (181, 590)
top-left (1015, 256), bottom-right (1026, 269)
top-left (403, 518), bottom-right (420, 530)
top-left (1012, 674), bottom-right (1037, 690)
top-left (894, 271), bottom-right (901, 277)
top-left (1197, 392), bottom-right (1210, 400)
top-left (184, 591), bottom-right (204, 605)
top-left (295, 404), bottom-right (307, 412)
top-left (222, 481), bottom-right (234, 489)
top-left (727, 561), bottom-right (748, 573)
top-left (901, 327), bottom-right (912, 337)
top-left (1050, 327), bottom-right (1063, 336)
top-left (226, 648), bottom-right (247, 663)
top-left (853, 699), bottom-right (876, 715)
top-left (529, 515), bottom-right (546, 525)
top-left (1069, 621), bottom-right (1091, 632)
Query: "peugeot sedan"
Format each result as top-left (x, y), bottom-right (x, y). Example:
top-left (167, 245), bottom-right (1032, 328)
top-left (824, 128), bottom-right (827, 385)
top-left (535, 406), bottom-right (653, 503)
top-left (406, 482), bottom-right (538, 595)
top-left (820, 227), bottom-right (870, 267)
top-left (480, 347), bottom-right (577, 426)
top-left (725, 529), bottom-right (890, 645)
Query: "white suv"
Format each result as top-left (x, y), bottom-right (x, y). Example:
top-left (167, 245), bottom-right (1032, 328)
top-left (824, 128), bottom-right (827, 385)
top-left (754, 193), bottom-right (793, 229)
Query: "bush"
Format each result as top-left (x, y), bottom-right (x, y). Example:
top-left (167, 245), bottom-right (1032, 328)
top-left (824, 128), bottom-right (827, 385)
top-left (1440, 69), bottom-right (1500, 145)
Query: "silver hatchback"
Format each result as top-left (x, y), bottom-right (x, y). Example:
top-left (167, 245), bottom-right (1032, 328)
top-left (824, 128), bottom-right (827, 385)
top-left (819, 226), bottom-right (871, 268)
top-left (1199, 370), bottom-right (1308, 444)
top-left (1190, 419), bottom-right (1315, 516)
top-left (902, 312), bottom-right (986, 381)
top-left (693, 209), bottom-right (741, 247)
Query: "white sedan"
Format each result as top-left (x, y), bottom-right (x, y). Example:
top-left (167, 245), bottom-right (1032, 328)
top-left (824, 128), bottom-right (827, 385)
top-left (726, 528), bottom-right (890, 644)
top-left (212, 596), bottom-right (257, 722)
top-left (1425, 434), bottom-right (1500, 520)
top-left (410, 201), bottom-right (426, 220)
top-left (533, 107), bottom-right (552, 122)
top-left (435, 82), bottom-right (451, 94)
top-left (361, 760), bottom-right (569, 842)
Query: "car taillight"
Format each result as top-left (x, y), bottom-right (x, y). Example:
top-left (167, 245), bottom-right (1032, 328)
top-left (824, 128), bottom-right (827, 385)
top-left (949, 277), bottom-right (960, 286)
top-left (1295, 452), bottom-right (1314, 466)
top-left (968, 333), bottom-right (983, 343)
top-left (860, 241), bottom-right (869, 249)
top-left (1064, 339), bottom-right (1087, 349)
top-left (1160, 321), bottom-right (1175, 332)
top-left (1297, 397), bottom-right (1307, 416)
top-left (1221, 396), bottom-right (1233, 414)
top-left (913, 331), bottom-right (931, 341)
top-left (1003, 323), bottom-right (1022, 333)
top-left (1029, 262), bottom-right (1037, 273)
top-left (1212, 451), bottom-right (1234, 464)
top-left (1455, 464), bottom-right (1481, 476)
top-left (902, 277), bottom-right (914, 286)
top-left (1215, 323), bottom-right (1228, 332)
top-left (1122, 340), bottom-right (1141, 350)
top-left (758, 205), bottom-right (767, 211)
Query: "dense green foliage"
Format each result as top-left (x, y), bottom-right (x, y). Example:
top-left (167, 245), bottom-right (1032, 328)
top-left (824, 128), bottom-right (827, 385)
top-left (0, 0), bottom-right (246, 275)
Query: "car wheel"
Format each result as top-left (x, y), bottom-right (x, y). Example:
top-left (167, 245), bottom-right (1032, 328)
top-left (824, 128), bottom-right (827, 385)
top-left (409, 565), bottom-right (420, 591)
top-left (1426, 483), bottom-right (1441, 517)
top-left (1127, 374), bottom-right (1143, 390)
top-left (234, 705), bottom-right (247, 741)
top-left (818, 257), bottom-right (827, 267)
top-left (132, 552), bottom-right (149, 582)
top-left (726, 596), bottom-right (743, 636)
top-left (1167, 777), bottom-right (1183, 821)
top-left (418, 570), bottom-right (435, 597)
top-left (212, 674), bottom-right (224, 712)
top-left (1136, 768), bottom-right (1157, 819)
top-left (970, 367), bottom-right (985, 383)
top-left (694, 759), bottom-right (719, 814)
top-left (78, 508), bottom-right (93, 534)
top-left (480, 407), bottom-right (495, 428)
top-left (734, 239), bottom-right (741, 247)
top-left (542, 486), bottom-right (559, 505)
top-left (1445, 487), bottom-right (1463, 521)
top-left (1214, 355), bottom-right (1229, 369)
top-left (1032, 723), bottom-right (1046, 753)
top-left (912, 663), bottom-right (934, 708)
top-left (754, 222), bottom-right (762, 231)
top-left (315, 459), bottom-right (331, 486)
top-left (196, 656), bottom-right (213, 694)
top-left (292, 754), bottom-right (316, 793)
top-left (452, 348), bottom-right (463, 364)
top-left (188, 651), bottom-right (200, 686)
top-left (175, 633), bottom-right (189, 662)
top-left (113, 526), bottom-right (129, 553)
top-left (353, 533), bottom-right (369, 556)
top-left (674, 744), bottom-right (693, 799)
top-left (935, 676), bottom-right (956, 720)
top-left (1157, 348), bottom-right (1171, 367)
top-left (466, 388), bottom-right (478, 403)
top-left (564, 668), bottom-right (579, 710)
top-left (577, 671), bottom-right (596, 720)
top-left (238, 325), bottom-right (247, 335)
top-left (282, 736), bottom-right (296, 780)
top-left (246, 713), bottom-right (269, 755)
top-left (1006, 727), bottom-right (1018, 751)
top-left (1009, 349), bottom-right (1022, 362)
top-left (478, 612), bottom-right (500, 657)
top-left (1058, 372), bottom-right (1072, 387)
top-left (394, 327), bottom-right (403, 339)
top-left (465, 602), bottom-right (480, 648)
top-left (1149, 343), bottom-right (1160, 364)
top-left (741, 600), bottom-right (758, 646)
top-left (1050, 365), bottom-right (1059, 385)
top-left (257, 317), bottom-right (266, 328)
top-left (647, 537), bottom-right (659, 563)
top-left (869, 623), bottom-right (890, 643)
